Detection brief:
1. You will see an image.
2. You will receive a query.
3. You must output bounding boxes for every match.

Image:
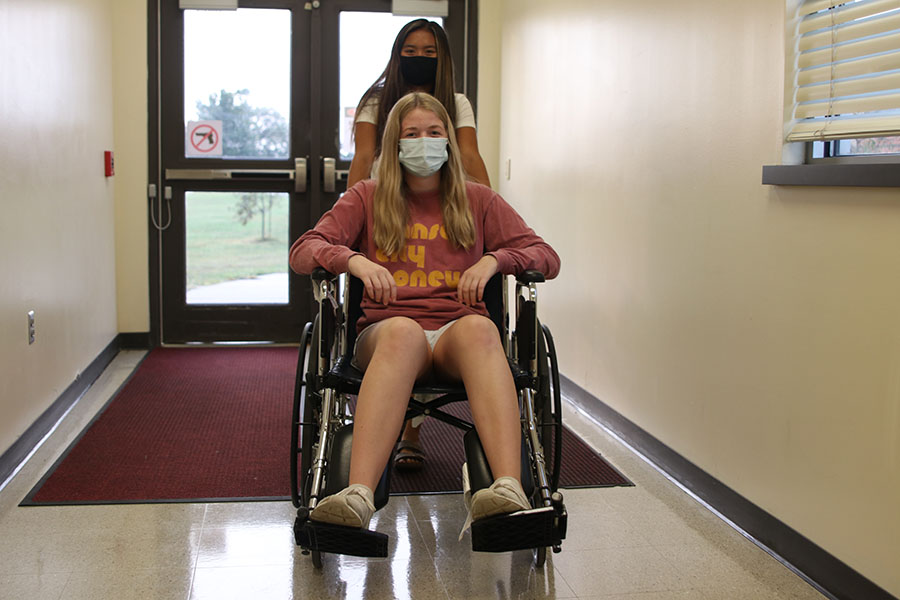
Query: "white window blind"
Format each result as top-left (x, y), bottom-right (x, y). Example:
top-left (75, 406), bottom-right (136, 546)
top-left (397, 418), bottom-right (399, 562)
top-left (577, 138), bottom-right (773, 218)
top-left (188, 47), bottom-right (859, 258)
top-left (786, 0), bottom-right (900, 142)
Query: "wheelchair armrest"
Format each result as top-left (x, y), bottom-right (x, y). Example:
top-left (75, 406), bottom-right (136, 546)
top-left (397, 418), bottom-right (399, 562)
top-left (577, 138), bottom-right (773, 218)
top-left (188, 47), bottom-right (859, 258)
top-left (516, 270), bottom-right (545, 284)
top-left (311, 267), bottom-right (337, 282)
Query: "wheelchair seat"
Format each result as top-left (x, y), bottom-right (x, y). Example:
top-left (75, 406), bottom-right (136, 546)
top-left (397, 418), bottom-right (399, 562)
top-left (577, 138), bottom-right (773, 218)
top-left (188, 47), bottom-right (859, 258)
top-left (290, 268), bottom-right (566, 568)
top-left (325, 353), bottom-right (533, 396)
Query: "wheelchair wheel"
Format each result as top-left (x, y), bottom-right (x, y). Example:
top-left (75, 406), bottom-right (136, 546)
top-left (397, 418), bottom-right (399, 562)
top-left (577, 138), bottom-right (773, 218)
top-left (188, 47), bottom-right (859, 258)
top-left (290, 321), bottom-right (313, 508)
top-left (298, 319), bottom-right (324, 510)
top-left (537, 323), bottom-right (562, 492)
top-left (297, 318), bottom-right (328, 567)
top-left (291, 321), bottom-right (325, 567)
top-left (532, 322), bottom-right (562, 568)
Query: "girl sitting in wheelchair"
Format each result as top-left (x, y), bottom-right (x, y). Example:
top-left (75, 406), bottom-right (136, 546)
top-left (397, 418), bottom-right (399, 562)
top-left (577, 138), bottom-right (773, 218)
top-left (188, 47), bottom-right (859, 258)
top-left (289, 92), bottom-right (560, 532)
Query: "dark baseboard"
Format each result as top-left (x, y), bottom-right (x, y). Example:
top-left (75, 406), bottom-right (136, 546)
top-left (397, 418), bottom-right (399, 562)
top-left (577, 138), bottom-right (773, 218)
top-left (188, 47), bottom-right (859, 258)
top-left (562, 374), bottom-right (897, 600)
top-left (118, 331), bottom-right (152, 350)
top-left (0, 333), bottom-right (146, 489)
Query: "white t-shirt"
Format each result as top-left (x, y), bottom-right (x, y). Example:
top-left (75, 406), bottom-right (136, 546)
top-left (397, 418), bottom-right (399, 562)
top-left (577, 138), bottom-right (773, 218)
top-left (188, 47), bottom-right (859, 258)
top-left (356, 92), bottom-right (476, 130)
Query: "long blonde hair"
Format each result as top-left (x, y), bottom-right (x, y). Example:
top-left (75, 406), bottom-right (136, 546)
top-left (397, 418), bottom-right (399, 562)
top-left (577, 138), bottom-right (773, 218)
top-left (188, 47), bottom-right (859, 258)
top-left (373, 92), bottom-right (474, 257)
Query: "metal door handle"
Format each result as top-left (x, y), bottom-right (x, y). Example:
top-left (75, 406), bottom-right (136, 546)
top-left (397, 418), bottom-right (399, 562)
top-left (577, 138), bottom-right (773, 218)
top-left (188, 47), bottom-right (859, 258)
top-left (164, 162), bottom-right (308, 192)
top-left (165, 168), bottom-right (295, 180)
top-left (322, 157), bottom-right (335, 193)
top-left (295, 157), bottom-right (307, 193)
top-left (322, 157), bottom-right (349, 193)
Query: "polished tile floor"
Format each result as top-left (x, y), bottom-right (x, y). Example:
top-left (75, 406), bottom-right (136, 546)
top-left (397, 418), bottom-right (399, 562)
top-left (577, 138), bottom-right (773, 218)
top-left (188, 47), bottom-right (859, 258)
top-left (0, 350), bottom-right (828, 599)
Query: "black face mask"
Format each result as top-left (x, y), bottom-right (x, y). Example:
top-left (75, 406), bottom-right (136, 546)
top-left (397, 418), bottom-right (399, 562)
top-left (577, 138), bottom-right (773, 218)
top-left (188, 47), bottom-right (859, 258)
top-left (399, 55), bottom-right (437, 86)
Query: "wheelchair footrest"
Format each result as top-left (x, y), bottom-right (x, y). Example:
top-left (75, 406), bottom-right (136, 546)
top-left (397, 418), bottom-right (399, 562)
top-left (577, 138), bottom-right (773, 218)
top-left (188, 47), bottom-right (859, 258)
top-left (470, 505), bottom-right (567, 553)
top-left (294, 510), bottom-right (388, 558)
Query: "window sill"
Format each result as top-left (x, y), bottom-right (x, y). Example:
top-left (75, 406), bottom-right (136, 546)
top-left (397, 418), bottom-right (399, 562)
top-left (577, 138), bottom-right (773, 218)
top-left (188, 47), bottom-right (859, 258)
top-left (761, 164), bottom-right (900, 187)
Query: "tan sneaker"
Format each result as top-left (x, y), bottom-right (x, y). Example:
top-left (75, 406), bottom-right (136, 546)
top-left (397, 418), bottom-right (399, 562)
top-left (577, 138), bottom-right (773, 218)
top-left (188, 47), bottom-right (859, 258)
top-left (469, 476), bottom-right (530, 521)
top-left (461, 462), bottom-right (473, 512)
top-left (310, 484), bottom-right (376, 529)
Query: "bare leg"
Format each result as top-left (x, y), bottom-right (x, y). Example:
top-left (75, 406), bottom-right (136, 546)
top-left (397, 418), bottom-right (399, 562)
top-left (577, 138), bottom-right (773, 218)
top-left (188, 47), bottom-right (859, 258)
top-left (398, 420), bottom-right (423, 463)
top-left (401, 420), bottom-right (421, 445)
top-left (349, 317), bottom-right (432, 490)
top-left (432, 315), bottom-right (521, 481)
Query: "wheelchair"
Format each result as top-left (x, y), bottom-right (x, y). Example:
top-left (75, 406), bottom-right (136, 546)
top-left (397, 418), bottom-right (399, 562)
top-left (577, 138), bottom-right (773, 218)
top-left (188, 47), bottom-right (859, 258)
top-left (290, 267), bottom-right (566, 568)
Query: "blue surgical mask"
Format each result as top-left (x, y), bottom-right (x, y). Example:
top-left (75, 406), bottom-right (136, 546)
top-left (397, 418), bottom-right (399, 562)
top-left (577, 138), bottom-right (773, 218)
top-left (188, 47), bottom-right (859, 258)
top-left (398, 137), bottom-right (449, 177)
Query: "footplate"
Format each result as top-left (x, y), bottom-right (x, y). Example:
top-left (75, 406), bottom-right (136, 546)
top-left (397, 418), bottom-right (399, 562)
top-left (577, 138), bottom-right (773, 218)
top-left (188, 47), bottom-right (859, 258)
top-left (470, 505), bottom-right (567, 553)
top-left (294, 509), bottom-right (388, 558)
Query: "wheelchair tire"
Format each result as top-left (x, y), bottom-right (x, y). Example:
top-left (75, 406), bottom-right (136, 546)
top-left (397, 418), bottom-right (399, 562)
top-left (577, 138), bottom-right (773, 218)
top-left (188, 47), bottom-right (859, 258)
top-left (297, 319), bottom-right (321, 511)
top-left (296, 318), bottom-right (324, 568)
top-left (291, 321), bottom-right (313, 508)
top-left (534, 545), bottom-right (547, 568)
top-left (525, 320), bottom-right (560, 505)
top-left (532, 322), bottom-right (561, 569)
top-left (537, 323), bottom-right (562, 493)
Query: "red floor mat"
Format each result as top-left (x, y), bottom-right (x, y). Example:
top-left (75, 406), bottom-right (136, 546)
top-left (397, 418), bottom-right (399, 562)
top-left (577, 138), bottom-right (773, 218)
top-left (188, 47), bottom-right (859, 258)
top-left (23, 347), bottom-right (629, 505)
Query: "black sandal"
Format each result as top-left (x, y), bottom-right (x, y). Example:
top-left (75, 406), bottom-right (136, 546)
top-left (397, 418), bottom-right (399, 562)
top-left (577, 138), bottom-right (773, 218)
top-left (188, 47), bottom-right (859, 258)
top-left (393, 440), bottom-right (426, 472)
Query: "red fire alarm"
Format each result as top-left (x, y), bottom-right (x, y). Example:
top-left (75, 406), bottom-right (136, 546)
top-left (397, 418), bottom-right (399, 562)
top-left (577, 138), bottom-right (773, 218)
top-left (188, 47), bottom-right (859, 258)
top-left (104, 151), bottom-right (115, 177)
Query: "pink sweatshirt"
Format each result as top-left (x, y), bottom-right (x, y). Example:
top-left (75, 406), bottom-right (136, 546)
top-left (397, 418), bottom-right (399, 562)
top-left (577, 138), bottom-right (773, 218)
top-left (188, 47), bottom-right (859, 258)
top-left (290, 180), bottom-right (560, 331)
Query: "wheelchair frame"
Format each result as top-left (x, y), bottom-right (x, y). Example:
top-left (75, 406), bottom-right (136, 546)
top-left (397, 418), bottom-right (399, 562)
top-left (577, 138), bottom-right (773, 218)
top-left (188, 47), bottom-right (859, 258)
top-left (290, 268), bottom-right (566, 568)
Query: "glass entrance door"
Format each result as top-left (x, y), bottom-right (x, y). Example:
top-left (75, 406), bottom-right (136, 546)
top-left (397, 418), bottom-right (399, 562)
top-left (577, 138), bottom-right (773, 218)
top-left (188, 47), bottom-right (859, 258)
top-left (158, 1), bottom-right (308, 343)
top-left (154, 0), bottom-right (472, 343)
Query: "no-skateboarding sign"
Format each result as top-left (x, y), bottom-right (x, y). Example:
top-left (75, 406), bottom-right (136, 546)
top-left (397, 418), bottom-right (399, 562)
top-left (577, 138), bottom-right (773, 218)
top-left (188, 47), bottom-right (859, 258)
top-left (186, 120), bottom-right (223, 156)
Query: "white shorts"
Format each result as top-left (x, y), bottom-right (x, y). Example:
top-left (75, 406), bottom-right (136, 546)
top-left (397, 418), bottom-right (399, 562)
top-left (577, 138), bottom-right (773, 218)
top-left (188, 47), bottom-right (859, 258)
top-left (351, 318), bottom-right (459, 371)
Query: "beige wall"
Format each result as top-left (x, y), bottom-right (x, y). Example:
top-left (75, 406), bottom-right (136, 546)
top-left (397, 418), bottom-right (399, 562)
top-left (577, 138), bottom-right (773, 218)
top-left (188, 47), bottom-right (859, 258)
top-left (483, 0), bottom-right (899, 595)
top-left (475, 0), bottom-right (502, 187)
top-left (112, 1), bottom-right (150, 333)
top-left (0, 0), bottom-right (119, 456)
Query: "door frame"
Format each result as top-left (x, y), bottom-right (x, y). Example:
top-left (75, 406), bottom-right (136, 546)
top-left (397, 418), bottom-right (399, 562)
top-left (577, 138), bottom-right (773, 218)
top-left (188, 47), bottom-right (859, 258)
top-left (154, 0), bottom-right (312, 344)
top-left (147, 0), bottom-right (480, 346)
